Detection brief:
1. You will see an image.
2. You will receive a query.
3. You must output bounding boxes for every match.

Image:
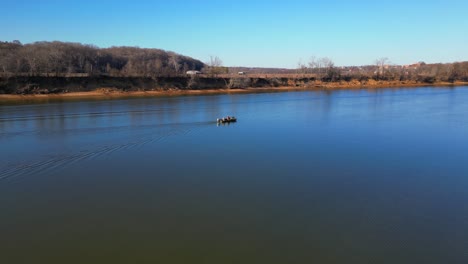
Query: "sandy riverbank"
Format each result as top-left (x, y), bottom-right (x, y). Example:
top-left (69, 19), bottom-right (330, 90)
top-left (0, 87), bottom-right (298, 101)
top-left (1, 82), bottom-right (467, 104)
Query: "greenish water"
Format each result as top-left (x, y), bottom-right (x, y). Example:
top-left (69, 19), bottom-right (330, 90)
top-left (1, 87), bottom-right (468, 263)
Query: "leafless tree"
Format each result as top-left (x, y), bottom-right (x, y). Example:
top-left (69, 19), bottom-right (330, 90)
top-left (169, 53), bottom-right (181, 74)
top-left (310, 56), bottom-right (335, 79)
top-left (209, 56), bottom-right (222, 68)
top-left (308, 56), bottom-right (316, 73)
top-left (321, 57), bottom-right (334, 73)
top-left (296, 59), bottom-right (307, 74)
top-left (375, 57), bottom-right (389, 76)
top-left (206, 56), bottom-right (226, 76)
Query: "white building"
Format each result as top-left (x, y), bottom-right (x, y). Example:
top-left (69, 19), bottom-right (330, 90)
top-left (186, 70), bottom-right (201, 75)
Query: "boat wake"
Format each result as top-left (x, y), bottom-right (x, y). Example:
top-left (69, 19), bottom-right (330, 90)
top-left (0, 121), bottom-right (211, 182)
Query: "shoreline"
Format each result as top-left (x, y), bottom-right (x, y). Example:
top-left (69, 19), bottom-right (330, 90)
top-left (1, 82), bottom-right (467, 103)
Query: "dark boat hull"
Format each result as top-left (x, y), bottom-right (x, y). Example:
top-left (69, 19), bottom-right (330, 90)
top-left (219, 119), bottom-right (236, 123)
top-left (217, 117), bottom-right (237, 123)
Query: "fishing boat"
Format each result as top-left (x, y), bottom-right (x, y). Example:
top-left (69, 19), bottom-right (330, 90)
top-left (217, 116), bottom-right (237, 123)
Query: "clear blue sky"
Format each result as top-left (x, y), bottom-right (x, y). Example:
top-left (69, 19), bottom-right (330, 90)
top-left (2, 0), bottom-right (467, 68)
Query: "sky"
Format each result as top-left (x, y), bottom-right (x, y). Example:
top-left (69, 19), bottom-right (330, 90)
top-left (2, 0), bottom-right (468, 68)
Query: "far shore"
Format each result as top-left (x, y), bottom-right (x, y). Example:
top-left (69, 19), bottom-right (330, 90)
top-left (1, 81), bottom-right (467, 103)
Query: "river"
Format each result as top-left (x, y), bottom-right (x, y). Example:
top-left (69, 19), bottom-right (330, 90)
top-left (1, 86), bottom-right (468, 263)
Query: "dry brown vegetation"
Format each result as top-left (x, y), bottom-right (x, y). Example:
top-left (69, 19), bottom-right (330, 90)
top-left (1, 40), bottom-right (468, 96)
top-left (0, 41), bottom-right (204, 77)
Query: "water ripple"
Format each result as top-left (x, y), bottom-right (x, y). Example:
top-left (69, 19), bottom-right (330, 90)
top-left (0, 122), bottom-right (207, 182)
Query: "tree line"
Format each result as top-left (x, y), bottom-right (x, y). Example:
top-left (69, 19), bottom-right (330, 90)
top-left (0, 41), bottom-right (204, 77)
top-left (296, 56), bottom-right (468, 83)
top-left (2, 40), bottom-right (467, 83)
top-left (372, 60), bottom-right (468, 83)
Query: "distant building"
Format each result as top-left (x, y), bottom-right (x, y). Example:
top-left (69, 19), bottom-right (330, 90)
top-left (403, 62), bottom-right (424, 70)
top-left (186, 70), bottom-right (201, 75)
top-left (238, 71), bottom-right (246, 75)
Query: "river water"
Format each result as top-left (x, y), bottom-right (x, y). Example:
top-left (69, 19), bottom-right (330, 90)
top-left (1, 87), bottom-right (468, 263)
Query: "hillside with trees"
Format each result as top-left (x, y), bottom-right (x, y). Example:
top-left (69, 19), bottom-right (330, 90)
top-left (1, 41), bottom-right (468, 95)
top-left (0, 41), bottom-right (204, 77)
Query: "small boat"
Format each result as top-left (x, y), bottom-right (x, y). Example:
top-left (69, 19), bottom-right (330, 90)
top-left (217, 116), bottom-right (237, 123)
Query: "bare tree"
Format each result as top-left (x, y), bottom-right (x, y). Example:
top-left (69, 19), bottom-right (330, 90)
top-left (308, 56), bottom-right (316, 73)
top-left (318, 57), bottom-right (336, 81)
top-left (375, 57), bottom-right (389, 76)
top-left (209, 56), bottom-right (222, 67)
top-left (321, 57), bottom-right (334, 73)
top-left (296, 58), bottom-right (307, 75)
top-left (206, 56), bottom-right (225, 76)
top-left (310, 57), bottom-right (334, 80)
top-left (169, 54), bottom-right (181, 74)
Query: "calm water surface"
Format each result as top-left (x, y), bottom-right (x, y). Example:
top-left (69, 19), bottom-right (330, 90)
top-left (1, 87), bottom-right (468, 263)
